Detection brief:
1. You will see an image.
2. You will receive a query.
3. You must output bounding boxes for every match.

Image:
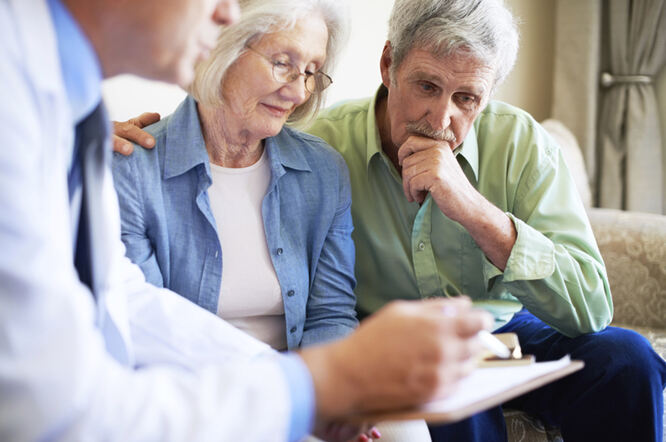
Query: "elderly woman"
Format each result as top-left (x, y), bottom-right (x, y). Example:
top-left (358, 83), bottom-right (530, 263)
top-left (112, 0), bottom-right (357, 352)
top-left (112, 1), bottom-right (434, 439)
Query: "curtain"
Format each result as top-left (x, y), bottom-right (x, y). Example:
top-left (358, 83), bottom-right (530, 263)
top-left (598, 0), bottom-right (666, 213)
top-left (552, 0), bottom-right (666, 214)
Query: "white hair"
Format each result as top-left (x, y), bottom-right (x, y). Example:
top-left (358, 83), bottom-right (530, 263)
top-left (387, 0), bottom-right (519, 88)
top-left (189, 0), bottom-right (349, 126)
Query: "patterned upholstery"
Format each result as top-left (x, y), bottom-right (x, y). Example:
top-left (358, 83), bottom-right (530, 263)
top-left (502, 121), bottom-right (666, 442)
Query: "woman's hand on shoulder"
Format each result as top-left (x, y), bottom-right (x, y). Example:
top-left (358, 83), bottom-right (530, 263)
top-left (112, 112), bottom-right (160, 155)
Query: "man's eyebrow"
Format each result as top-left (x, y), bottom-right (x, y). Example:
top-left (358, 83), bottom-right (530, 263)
top-left (407, 70), bottom-right (443, 85)
top-left (407, 70), bottom-right (488, 97)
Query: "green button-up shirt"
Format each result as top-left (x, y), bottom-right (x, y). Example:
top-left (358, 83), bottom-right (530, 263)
top-left (306, 86), bottom-right (612, 337)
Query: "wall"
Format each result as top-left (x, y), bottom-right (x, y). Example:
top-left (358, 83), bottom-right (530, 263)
top-left (102, 0), bottom-right (555, 122)
top-left (493, 0), bottom-right (556, 121)
top-left (103, 0), bottom-right (663, 158)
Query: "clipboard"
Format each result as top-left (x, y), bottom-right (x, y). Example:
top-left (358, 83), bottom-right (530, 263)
top-left (343, 355), bottom-right (584, 425)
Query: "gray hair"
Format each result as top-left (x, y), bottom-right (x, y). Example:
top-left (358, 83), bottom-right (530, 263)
top-left (387, 0), bottom-right (519, 89)
top-left (189, 0), bottom-right (349, 126)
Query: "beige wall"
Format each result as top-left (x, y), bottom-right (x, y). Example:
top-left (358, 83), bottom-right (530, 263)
top-left (103, 1), bottom-right (558, 122)
top-left (493, 0), bottom-right (556, 121)
top-left (104, 0), bottom-right (664, 153)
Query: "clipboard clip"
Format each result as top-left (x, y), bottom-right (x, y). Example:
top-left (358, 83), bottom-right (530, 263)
top-left (478, 333), bottom-right (535, 367)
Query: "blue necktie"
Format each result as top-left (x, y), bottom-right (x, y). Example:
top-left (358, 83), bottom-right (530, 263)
top-left (67, 103), bottom-right (129, 363)
top-left (69, 104), bottom-right (106, 292)
top-left (70, 123), bottom-right (92, 291)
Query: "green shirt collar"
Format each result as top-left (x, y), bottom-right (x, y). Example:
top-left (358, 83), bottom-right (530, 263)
top-left (364, 85), bottom-right (386, 168)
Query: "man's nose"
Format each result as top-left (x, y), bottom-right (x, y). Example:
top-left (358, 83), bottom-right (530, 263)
top-left (429, 98), bottom-right (453, 131)
top-left (214, 0), bottom-right (241, 26)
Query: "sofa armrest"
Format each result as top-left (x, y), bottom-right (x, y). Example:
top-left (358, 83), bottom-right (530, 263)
top-left (587, 208), bottom-right (666, 329)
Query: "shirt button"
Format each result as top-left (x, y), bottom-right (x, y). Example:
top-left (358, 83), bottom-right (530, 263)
top-left (287, 290), bottom-right (295, 297)
top-left (418, 241), bottom-right (426, 251)
top-left (290, 326), bottom-right (297, 333)
top-left (276, 248), bottom-right (284, 256)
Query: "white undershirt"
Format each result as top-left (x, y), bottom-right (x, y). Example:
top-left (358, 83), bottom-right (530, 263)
top-left (208, 150), bottom-right (287, 351)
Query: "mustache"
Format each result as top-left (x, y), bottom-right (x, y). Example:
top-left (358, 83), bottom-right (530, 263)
top-left (406, 121), bottom-right (457, 145)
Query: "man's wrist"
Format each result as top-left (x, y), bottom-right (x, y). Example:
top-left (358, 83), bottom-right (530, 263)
top-left (456, 194), bottom-right (517, 270)
top-left (277, 354), bottom-right (317, 441)
top-left (299, 341), bottom-right (359, 419)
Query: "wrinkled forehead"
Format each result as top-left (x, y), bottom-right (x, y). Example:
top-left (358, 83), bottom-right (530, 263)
top-left (398, 45), bottom-right (496, 86)
top-left (410, 41), bottom-right (495, 72)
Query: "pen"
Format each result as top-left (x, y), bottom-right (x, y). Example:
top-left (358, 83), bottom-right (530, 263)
top-left (477, 330), bottom-right (511, 359)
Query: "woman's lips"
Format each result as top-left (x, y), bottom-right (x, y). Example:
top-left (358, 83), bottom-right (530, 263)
top-left (261, 103), bottom-right (290, 117)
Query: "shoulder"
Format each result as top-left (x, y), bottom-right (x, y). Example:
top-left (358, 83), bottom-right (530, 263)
top-left (279, 126), bottom-right (348, 171)
top-left (112, 115), bottom-right (171, 183)
top-left (309, 98), bottom-right (372, 136)
top-left (317, 98), bottom-right (372, 123)
top-left (475, 100), bottom-right (559, 163)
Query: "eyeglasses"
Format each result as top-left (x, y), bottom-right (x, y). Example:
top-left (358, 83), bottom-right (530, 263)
top-left (245, 46), bottom-right (333, 94)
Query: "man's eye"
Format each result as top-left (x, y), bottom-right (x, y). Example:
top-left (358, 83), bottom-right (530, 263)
top-left (418, 82), bottom-right (436, 93)
top-left (273, 60), bottom-right (290, 68)
top-left (456, 94), bottom-right (477, 107)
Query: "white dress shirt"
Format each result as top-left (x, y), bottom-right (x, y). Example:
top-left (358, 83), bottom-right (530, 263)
top-left (0, 1), bottom-right (311, 440)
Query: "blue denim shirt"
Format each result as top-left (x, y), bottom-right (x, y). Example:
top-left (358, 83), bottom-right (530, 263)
top-left (112, 96), bottom-right (358, 350)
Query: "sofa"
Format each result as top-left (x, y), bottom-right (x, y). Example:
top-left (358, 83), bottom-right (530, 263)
top-left (503, 120), bottom-right (666, 442)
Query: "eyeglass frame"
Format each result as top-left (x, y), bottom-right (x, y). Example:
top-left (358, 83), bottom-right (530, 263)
top-left (244, 45), bottom-right (333, 95)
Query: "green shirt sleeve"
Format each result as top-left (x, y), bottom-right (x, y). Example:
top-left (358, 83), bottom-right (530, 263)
top-left (479, 104), bottom-right (613, 336)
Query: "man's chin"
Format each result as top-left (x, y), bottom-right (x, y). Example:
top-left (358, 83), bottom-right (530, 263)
top-left (173, 65), bottom-right (196, 89)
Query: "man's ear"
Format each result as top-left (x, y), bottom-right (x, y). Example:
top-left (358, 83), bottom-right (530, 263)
top-left (380, 41), bottom-right (393, 88)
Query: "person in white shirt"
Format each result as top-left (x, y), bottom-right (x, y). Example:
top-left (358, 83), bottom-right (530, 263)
top-left (0, 0), bottom-right (491, 440)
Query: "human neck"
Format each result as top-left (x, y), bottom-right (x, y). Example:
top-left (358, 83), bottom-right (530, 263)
top-left (198, 103), bottom-right (265, 168)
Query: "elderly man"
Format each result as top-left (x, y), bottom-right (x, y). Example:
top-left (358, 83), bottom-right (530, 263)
top-left (115, 0), bottom-right (666, 441)
top-left (0, 0), bottom-right (492, 440)
top-left (306, 1), bottom-right (666, 441)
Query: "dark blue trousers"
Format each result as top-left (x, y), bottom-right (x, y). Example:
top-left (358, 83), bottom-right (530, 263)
top-left (429, 309), bottom-right (666, 442)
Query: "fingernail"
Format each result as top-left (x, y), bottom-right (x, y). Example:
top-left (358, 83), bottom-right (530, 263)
top-left (371, 428), bottom-right (382, 438)
top-left (145, 137), bottom-right (154, 147)
top-left (359, 435), bottom-right (369, 442)
top-left (123, 144), bottom-right (131, 154)
top-left (442, 305), bottom-right (457, 317)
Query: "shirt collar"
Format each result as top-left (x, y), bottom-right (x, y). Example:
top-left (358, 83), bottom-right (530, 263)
top-left (365, 85), bottom-right (387, 168)
top-left (164, 96), bottom-right (210, 179)
top-left (265, 129), bottom-right (313, 174)
top-left (47, 0), bottom-right (102, 124)
top-left (164, 96), bottom-right (312, 180)
top-left (366, 84), bottom-right (479, 182)
top-left (457, 125), bottom-right (480, 183)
